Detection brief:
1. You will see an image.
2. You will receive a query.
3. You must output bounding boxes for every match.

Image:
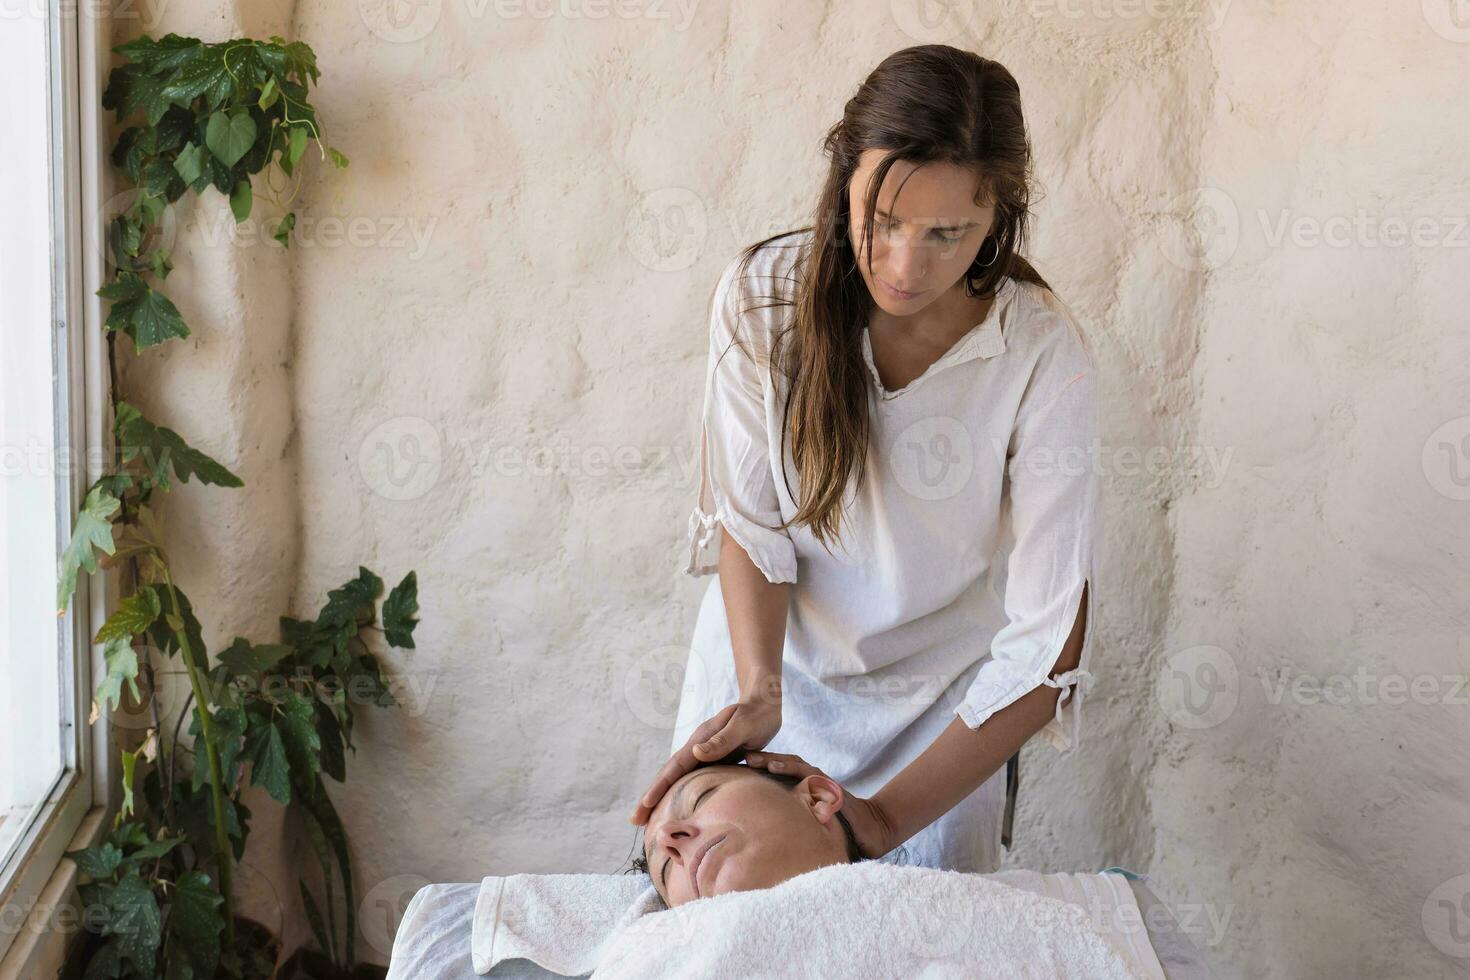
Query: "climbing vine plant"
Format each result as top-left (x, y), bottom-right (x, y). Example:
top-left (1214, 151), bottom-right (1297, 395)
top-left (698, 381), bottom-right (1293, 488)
top-left (58, 34), bottom-right (418, 980)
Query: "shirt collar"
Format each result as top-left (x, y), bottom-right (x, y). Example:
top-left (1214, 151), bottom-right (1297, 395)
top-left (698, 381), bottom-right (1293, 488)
top-left (861, 277), bottom-right (1017, 398)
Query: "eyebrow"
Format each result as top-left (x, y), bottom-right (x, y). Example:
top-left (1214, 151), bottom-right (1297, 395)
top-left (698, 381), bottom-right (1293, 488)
top-left (643, 769), bottom-right (721, 887)
top-left (874, 207), bottom-right (980, 232)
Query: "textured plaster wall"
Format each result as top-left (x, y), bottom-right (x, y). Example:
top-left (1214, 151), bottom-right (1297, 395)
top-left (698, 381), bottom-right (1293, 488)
top-left (114, 1), bottom-right (1468, 976)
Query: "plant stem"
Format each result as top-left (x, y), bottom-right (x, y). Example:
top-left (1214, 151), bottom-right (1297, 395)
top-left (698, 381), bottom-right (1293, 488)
top-left (160, 563), bottom-right (236, 950)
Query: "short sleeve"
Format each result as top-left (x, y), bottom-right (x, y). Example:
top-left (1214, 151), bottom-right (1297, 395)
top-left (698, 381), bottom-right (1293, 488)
top-left (683, 255), bottom-right (798, 585)
top-left (953, 316), bottom-right (1100, 755)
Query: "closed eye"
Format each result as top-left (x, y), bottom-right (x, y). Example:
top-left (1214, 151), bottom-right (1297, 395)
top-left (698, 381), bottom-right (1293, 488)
top-left (660, 785), bottom-right (717, 889)
top-left (874, 212), bottom-right (972, 242)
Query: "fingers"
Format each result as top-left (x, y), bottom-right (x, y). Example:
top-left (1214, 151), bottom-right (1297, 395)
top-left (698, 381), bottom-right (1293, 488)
top-left (629, 750), bottom-right (693, 825)
top-left (689, 704), bottom-right (741, 761)
top-left (628, 706), bottom-right (740, 825)
top-left (744, 751), bottom-right (817, 776)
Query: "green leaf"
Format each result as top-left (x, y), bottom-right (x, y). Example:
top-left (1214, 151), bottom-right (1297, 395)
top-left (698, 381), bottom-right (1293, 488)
top-left (217, 637), bottom-right (292, 676)
top-left (328, 146), bottom-right (349, 169)
top-left (110, 213), bottom-right (143, 260)
top-left (128, 835), bottom-right (183, 863)
top-left (287, 126), bottom-right (308, 167)
top-left (230, 177), bottom-right (252, 223)
top-left (274, 211), bottom-right (296, 248)
top-left (67, 841), bottom-right (124, 880)
top-left (110, 821), bottom-right (150, 852)
top-left (173, 140), bottom-right (204, 185)
top-left (282, 40), bottom-right (320, 84)
top-left (257, 75), bottom-right (278, 110)
top-left (115, 400), bottom-right (245, 489)
top-left (315, 705), bottom-right (346, 783)
top-left (137, 190), bottom-right (166, 228)
top-left (148, 582), bottom-right (206, 666)
top-left (169, 870), bottom-right (224, 976)
top-left (299, 880), bottom-right (334, 963)
top-left (97, 270), bottom-right (146, 303)
top-left (223, 44), bottom-right (270, 92)
top-left (245, 717), bottom-right (291, 804)
top-left (98, 870), bottom-right (161, 975)
top-left (140, 158), bottom-right (185, 200)
top-left (161, 49), bottom-right (226, 104)
top-left (102, 65), bottom-right (173, 126)
top-left (113, 33), bottom-right (203, 74)
top-left (147, 248), bottom-right (173, 280)
top-left (153, 106), bottom-right (194, 154)
top-left (58, 481), bottom-right (122, 613)
top-left (383, 571), bottom-right (419, 648)
top-left (279, 691), bottom-right (322, 783)
top-left (82, 942), bottom-right (122, 980)
top-left (94, 586), bottom-right (162, 645)
top-left (317, 567), bottom-right (383, 630)
top-left (304, 782), bottom-right (356, 961)
top-left (205, 109), bottom-right (256, 168)
top-left (98, 272), bottom-right (189, 349)
top-left (300, 801), bottom-right (340, 959)
top-left (95, 635), bottom-right (142, 713)
top-left (191, 705), bottom-right (247, 793)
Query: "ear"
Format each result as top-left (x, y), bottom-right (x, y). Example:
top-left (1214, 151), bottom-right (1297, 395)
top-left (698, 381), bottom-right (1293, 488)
top-left (797, 773), bottom-right (846, 824)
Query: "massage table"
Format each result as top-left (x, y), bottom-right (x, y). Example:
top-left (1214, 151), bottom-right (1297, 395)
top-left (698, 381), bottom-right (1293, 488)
top-left (386, 869), bottom-right (1225, 980)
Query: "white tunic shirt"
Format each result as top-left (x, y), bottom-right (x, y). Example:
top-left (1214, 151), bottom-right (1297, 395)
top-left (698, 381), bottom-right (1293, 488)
top-left (671, 229), bottom-right (1100, 873)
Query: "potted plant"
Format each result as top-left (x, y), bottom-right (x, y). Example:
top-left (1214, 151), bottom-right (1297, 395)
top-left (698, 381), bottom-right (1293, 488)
top-left (59, 33), bottom-right (415, 979)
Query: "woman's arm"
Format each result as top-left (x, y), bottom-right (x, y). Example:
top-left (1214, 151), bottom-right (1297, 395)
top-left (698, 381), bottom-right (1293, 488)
top-left (718, 526), bottom-right (790, 708)
top-left (868, 581), bottom-right (1088, 853)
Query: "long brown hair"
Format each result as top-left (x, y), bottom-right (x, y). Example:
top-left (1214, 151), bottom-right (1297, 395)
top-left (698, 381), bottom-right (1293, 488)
top-left (718, 45), bottom-right (1051, 552)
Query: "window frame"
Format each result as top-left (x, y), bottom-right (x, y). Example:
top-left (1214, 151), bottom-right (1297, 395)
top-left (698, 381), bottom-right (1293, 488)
top-left (0, 4), bottom-right (114, 972)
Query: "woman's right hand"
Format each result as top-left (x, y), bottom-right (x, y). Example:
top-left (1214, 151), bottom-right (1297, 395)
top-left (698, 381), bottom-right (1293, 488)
top-left (628, 699), bottom-right (782, 825)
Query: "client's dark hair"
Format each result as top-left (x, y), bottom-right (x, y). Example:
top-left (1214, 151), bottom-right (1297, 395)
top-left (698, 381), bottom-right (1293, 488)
top-left (625, 765), bottom-right (869, 879)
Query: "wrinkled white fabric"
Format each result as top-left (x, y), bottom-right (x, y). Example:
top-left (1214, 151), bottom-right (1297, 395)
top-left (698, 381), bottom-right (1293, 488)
top-left (676, 230), bottom-right (1101, 873)
top-left (468, 874), bottom-right (659, 976)
top-left (590, 862), bottom-right (1156, 980)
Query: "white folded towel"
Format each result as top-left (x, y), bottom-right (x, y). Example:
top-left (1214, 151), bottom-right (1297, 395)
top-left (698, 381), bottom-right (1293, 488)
top-left (472, 864), bottom-right (1166, 979)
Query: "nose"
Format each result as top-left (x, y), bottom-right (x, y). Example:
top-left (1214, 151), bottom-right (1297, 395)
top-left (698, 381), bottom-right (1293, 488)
top-left (655, 820), bottom-right (699, 866)
top-left (885, 232), bottom-right (927, 287)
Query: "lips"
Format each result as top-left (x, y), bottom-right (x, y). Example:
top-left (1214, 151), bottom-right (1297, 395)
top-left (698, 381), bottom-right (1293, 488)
top-left (689, 834), bottom-right (726, 897)
top-left (878, 276), bottom-right (922, 300)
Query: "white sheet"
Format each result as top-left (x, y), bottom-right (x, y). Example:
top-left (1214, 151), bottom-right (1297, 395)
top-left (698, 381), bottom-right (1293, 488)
top-left (471, 864), bottom-right (1167, 979)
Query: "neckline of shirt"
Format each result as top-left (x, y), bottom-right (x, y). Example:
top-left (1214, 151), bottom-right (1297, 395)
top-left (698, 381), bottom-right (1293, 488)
top-left (860, 276), bottom-right (1019, 401)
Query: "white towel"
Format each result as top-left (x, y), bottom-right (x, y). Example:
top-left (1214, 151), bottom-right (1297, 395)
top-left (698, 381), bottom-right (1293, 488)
top-left (472, 864), bottom-right (1167, 978)
top-left (471, 873), bottom-right (661, 976)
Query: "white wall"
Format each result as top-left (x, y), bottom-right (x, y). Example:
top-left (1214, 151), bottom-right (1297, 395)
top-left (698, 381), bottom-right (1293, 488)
top-left (116, 1), bottom-right (1470, 975)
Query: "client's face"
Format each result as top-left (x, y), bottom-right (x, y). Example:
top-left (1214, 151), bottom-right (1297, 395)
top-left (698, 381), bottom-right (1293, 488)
top-left (641, 764), bottom-right (850, 908)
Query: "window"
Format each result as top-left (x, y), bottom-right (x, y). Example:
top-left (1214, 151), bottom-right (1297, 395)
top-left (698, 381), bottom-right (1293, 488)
top-left (0, 3), bottom-right (104, 968)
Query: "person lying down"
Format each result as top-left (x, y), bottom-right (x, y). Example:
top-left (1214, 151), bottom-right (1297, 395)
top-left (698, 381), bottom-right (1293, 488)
top-left (631, 761), bottom-right (863, 908)
top-left (614, 763), bottom-right (1156, 979)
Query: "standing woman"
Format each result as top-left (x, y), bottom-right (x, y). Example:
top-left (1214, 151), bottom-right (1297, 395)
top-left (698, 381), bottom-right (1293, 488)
top-left (630, 44), bottom-right (1100, 877)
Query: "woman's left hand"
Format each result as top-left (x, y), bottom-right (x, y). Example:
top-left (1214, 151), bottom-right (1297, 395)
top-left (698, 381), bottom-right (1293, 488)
top-left (743, 751), bottom-right (896, 860)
